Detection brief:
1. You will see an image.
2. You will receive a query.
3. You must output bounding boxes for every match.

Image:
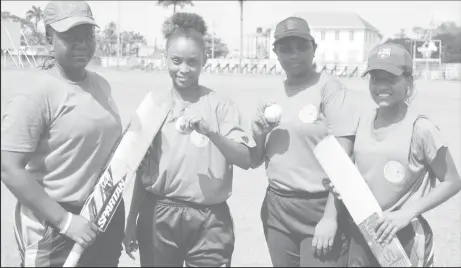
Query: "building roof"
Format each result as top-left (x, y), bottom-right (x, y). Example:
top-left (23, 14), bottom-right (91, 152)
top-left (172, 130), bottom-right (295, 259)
top-left (292, 11), bottom-right (381, 33)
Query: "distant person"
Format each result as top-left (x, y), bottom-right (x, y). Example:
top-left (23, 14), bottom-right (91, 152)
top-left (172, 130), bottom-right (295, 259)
top-left (249, 17), bottom-right (357, 267)
top-left (122, 12), bottom-right (255, 267)
top-left (1, 1), bottom-right (125, 266)
top-left (330, 43), bottom-right (461, 267)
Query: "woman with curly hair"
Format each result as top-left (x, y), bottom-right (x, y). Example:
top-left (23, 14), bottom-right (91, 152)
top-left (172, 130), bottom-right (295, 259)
top-left (122, 12), bottom-right (255, 267)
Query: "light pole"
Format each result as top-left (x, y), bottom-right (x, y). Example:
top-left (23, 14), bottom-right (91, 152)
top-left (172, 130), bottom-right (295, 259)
top-left (116, 1), bottom-right (121, 68)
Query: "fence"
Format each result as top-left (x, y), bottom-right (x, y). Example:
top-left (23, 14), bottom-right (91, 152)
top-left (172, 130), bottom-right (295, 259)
top-left (2, 53), bottom-right (460, 81)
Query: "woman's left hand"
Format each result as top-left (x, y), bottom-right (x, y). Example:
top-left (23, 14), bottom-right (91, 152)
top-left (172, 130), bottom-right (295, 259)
top-left (374, 210), bottom-right (415, 245)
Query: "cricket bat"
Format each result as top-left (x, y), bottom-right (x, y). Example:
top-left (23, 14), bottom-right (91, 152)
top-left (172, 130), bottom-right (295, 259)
top-left (313, 135), bottom-right (412, 267)
top-left (63, 92), bottom-right (170, 267)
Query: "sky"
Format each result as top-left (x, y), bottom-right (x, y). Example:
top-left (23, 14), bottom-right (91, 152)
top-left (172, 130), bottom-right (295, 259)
top-left (2, 0), bottom-right (460, 51)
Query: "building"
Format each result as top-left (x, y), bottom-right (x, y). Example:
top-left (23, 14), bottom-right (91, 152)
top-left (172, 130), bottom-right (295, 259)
top-left (263, 12), bottom-right (383, 65)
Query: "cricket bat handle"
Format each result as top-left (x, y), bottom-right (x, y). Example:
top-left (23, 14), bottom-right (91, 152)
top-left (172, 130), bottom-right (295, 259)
top-left (63, 243), bottom-right (84, 267)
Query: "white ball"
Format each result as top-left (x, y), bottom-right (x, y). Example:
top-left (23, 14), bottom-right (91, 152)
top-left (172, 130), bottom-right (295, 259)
top-left (175, 116), bottom-right (192, 135)
top-left (264, 104), bottom-right (282, 124)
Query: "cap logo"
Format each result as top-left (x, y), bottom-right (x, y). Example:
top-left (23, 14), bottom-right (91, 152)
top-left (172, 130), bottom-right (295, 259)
top-left (377, 48), bottom-right (391, 59)
top-left (64, 3), bottom-right (92, 17)
top-left (284, 19), bottom-right (298, 32)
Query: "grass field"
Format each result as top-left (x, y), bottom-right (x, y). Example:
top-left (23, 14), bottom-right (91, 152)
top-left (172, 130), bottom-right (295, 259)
top-left (1, 68), bottom-right (460, 267)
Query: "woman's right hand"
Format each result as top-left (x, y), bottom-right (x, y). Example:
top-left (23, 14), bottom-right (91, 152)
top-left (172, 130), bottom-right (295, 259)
top-left (61, 214), bottom-right (100, 248)
top-left (251, 101), bottom-right (279, 136)
top-left (123, 222), bottom-right (139, 260)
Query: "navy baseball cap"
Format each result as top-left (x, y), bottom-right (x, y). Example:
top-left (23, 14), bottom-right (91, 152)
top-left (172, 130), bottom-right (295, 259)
top-left (44, 1), bottom-right (98, 32)
top-left (273, 17), bottom-right (314, 45)
top-left (363, 43), bottom-right (413, 76)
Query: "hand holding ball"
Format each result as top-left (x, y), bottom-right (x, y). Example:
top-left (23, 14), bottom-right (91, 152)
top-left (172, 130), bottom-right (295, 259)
top-left (264, 104), bottom-right (282, 124)
top-left (175, 116), bottom-right (193, 135)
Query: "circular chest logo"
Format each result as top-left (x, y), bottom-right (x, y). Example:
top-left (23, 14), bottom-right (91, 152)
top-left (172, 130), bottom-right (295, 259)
top-left (298, 103), bottom-right (318, 123)
top-left (190, 130), bottom-right (210, 148)
top-left (383, 161), bottom-right (406, 183)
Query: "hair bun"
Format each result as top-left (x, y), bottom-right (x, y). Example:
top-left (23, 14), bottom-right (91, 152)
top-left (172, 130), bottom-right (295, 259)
top-left (162, 12), bottom-right (208, 39)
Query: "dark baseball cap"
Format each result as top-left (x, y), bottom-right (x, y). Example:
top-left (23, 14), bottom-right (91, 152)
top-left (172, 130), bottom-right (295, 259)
top-left (44, 1), bottom-right (98, 32)
top-left (363, 43), bottom-right (413, 76)
top-left (273, 17), bottom-right (314, 45)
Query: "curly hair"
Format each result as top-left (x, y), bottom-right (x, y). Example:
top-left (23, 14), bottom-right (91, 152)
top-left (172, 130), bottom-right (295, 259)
top-left (162, 12), bottom-right (207, 50)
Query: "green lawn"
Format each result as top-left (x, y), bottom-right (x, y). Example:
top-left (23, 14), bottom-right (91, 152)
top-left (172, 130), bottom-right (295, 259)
top-left (1, 68), bottom-right (460, 267)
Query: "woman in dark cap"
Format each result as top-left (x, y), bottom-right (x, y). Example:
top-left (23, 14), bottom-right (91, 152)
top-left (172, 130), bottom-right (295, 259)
top-left (1, 1), bottom-right (124, 266)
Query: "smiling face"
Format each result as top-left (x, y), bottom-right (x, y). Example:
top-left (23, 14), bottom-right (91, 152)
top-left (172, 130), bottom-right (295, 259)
top-left (50, 24), bottom-right (96, 71)
top-left (274, 36), bottom-right (316, 78)
top-left (166, 36), bottom-right (206, 90)
top-left (368, 69), bottom-right (413, 107)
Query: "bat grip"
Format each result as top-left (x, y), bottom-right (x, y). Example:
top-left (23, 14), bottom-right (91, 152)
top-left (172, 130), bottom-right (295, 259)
top-left (63, 243), bottom-right (85, 267)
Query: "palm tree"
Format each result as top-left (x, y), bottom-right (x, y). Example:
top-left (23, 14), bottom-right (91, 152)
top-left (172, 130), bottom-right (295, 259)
top-left (239, 0), bottom-right (244, 71)
top-left (132, 32), bottom-right (147, 57)
top-left (157, 0), bottom-right (194, 14)
top-left (25, 5), bottom-right (43, 43)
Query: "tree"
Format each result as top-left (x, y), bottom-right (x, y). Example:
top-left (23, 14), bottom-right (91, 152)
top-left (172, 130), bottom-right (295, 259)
top-left (1, 10), bottom-right (43, 46)
top-left (204, 33), bottom-right (229, 58)
top-left (132, 32), bottom-right (147, 57)
top-left (157, 0), bottom-right (194, 14)
top-left (25, 5), bottom-right (44, 44)
top-left (411, 21), bottom-right (461, 63)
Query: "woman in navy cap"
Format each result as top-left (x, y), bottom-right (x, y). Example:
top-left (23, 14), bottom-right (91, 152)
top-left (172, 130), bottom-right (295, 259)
top-left (1, 1), bottom-right (125, 266)
top-left (249, 16), bottom-right (357, 267)
top-left (332, 42), bottom-right (461, 267)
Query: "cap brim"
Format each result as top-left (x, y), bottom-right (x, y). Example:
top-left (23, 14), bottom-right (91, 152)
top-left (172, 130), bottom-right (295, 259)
top-left (273, 32), bottom-right (314, 45)
top-left (362, 64), bottom-right (404, 77)
top-left (50, 17), bottom-right (99, 33)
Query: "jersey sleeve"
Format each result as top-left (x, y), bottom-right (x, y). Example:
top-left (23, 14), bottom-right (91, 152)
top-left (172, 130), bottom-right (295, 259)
top-left (412, 117), bottom-right (447, 164)
top-left (1, 93), bottom-right (49, 153)
top-left (217, 98), bottom-right (256, 148)
top-left (321, 79), bottom-right (359, 137)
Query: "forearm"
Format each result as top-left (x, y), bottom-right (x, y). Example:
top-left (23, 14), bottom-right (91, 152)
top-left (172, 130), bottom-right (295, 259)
top-left (322, 192), bottom-right (340, 219)
top-left (1, 168), bottom-right (68, 229)
top-left (126, 173), bottom-right (146, 223)
top-left (249, 133), bottom-right (267, 169)
top-left (321, 135), bottom-right (353, 219)
top-left (207, 131), bottom-right (251, 170)
top-left (403, 179), bottom-right (461, 218)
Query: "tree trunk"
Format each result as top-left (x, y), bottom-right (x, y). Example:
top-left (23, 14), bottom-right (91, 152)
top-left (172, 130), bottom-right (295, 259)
top-left (239, 1), bottom-right (243, 72)
top-left (173, 3), bottom-right (177, 13)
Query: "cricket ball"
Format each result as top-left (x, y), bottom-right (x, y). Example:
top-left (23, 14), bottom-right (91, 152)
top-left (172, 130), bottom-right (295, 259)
top-left (264, 104), bottom-right (282, 124)
top-left (175, 116), bottom-right (192, 135)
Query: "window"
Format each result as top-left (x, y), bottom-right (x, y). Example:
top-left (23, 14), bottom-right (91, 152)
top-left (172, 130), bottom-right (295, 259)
top-left (335, 30), bottom-right (340, 40)
top-left (321, 31), bottom-right (326, 40)
top-left (349, 30), bottom-right (354, 41)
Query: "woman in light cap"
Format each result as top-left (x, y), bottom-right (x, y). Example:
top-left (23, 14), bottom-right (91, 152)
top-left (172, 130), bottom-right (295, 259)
top-left (1, 1), bottom-right (124, 266)
top-left (329, 42), bottom-right (461, 267)
top-left (249, 16), bottom-right (357, 267)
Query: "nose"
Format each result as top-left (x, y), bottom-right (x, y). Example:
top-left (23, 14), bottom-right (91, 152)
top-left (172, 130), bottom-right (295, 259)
top-left (179, 63), bottom-right (190, 73)
top-left (288, 50), bottom-right (300, 60)
top-left (73, 38), bottom-right (88, 49)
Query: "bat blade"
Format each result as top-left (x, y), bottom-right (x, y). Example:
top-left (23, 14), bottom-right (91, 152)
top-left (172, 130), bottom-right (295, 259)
top-left (63, 92), bottom-right (170, 267)
top-left (313, 135), bottom-right (412, 267)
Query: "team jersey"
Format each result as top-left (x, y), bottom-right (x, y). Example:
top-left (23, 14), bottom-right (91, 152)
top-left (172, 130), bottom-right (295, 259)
top-left (264, 73), bottom-right (358, 193)
top-left (141, 86), bottom-right (255, 205)
top-left (354, 107), bottom-right (446, 211)
top-left (1, 68), bottom-right (122, 206)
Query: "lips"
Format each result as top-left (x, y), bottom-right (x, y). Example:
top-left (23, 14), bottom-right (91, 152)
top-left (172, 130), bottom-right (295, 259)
top-left (376, 93), bottom-right (391, 98)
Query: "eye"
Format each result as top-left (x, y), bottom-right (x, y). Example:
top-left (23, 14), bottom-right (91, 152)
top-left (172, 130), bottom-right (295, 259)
top-left (297, 42), bottom-right (310, 52)
top-left (171, 58), bottom-right (181, 64)
top-left (278, 45), bottom-right (292, 54)
top-left (187, 58), bottom-right (199, 65)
